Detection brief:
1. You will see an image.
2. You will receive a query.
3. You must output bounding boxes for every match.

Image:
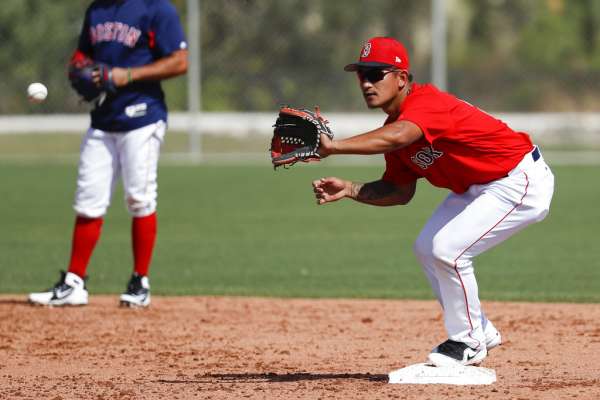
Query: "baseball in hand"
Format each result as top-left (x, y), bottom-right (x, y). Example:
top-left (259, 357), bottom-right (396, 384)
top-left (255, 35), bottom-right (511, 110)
top-left (27, 82), bottom-right (48, 103)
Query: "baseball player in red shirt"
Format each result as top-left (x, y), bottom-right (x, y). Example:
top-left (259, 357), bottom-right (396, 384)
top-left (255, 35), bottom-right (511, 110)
top-left (313, 37), bottom-right (555, 367)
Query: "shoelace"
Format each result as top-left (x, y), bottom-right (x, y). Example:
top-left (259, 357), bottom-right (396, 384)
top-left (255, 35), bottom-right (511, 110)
top-left (50, 278), bottom-right (70, 293)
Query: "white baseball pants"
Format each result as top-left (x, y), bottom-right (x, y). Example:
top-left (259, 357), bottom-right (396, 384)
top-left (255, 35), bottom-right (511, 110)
top-left (413, 147), bottom-right (555, 349)
top-left (73, 120), bottom-right (165, 218)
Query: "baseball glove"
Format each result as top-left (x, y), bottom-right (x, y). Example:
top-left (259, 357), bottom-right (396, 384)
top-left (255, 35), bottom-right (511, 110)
top-left (68, 50), bottom-right (116, 103)
top-left (270, 106), bottom-right (333, 168)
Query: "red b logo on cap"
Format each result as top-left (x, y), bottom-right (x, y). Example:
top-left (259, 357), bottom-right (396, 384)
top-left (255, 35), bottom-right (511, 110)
top-left (344, 37), bottom-right (410, 72)
top-left (361, 42), bottom-right (372, 58)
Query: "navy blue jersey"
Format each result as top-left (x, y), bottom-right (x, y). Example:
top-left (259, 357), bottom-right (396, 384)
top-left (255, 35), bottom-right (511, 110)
top-left (79, 0), bottom-right (187, 132)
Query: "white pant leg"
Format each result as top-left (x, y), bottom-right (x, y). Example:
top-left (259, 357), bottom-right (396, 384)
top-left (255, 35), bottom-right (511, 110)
top-left (117, 121), bottom-right (165, 217)
top-left (414, 153), bottom-right (554, 349)
top-left (414, 189), bottom-right (485, 347)
top-left (73, 128), bottom-right (120, 218)
top-left (413, 199), bottom-right (488, 330)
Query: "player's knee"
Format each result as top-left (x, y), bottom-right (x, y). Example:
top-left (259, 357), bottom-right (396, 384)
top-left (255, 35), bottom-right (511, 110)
top-left (413, 233), bottom-right (446, 256)
top-left (126, 196), bottom-right (156, 217)
top-left (413, 238), bottom-right (457, 272)
top-left (428, 238), bottom-right (457, 266)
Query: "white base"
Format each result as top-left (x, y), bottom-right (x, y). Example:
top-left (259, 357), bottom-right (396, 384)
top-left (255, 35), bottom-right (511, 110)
top-left (388, 363), bottom-right (496, 385)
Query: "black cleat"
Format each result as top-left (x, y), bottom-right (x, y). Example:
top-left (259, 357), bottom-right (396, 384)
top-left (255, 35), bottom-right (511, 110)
top-left (427, 339), bottom-right (487, 367)
top-left (119, 273), bottom-right (150, 307)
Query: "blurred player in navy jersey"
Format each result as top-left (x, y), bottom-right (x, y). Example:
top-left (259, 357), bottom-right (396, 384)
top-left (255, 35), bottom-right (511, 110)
top-left (29, 0), bottom-right (188, 307)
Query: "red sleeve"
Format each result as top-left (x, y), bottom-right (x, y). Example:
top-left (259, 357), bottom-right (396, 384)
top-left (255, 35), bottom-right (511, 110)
top-left (381, 152), bottom-right (420, 186)
top-left (398, 92), bottom-right (452, 143)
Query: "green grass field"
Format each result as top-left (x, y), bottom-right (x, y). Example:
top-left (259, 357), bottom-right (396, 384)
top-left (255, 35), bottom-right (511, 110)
top-left (1, 162), bottom-right (598, 302)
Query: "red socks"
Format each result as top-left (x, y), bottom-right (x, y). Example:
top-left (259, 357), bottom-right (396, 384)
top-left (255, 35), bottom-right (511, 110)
top-left (66, 213), bottom-right (156, 279)
top-left (67, 216), bottom-right (104, 278)
top-left (131, 213), bottom-right (157, 277)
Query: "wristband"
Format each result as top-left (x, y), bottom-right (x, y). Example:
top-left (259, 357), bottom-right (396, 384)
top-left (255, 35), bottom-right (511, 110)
top-left (127, 67), bottom-right (133, 84)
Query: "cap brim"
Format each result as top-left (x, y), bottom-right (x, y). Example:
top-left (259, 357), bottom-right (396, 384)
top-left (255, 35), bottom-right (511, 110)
top-left (343, 61), bottom-right (396, 71)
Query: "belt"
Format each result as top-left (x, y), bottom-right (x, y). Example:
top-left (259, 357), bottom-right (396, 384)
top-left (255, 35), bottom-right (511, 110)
top-left (505, 146), bottom-right (541, 177)
top-left (531, 146), bottom-right (540, 162)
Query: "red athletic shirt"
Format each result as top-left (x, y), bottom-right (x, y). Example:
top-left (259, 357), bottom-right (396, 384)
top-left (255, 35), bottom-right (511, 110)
top-left (382, 83), bottom-right (533, 194)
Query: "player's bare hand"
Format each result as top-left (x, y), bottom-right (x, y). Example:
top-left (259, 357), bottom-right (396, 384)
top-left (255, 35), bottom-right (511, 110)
top-left (318, 133), bottom-right (335, 158)
top-left (92, 67), bottom-right (129, 87)
top-left (312, 177), bottom-right (350, 205)
top-left (110, 67), bottom-right (129, 87)
top-left (91, 68), bottom-right (127, 88)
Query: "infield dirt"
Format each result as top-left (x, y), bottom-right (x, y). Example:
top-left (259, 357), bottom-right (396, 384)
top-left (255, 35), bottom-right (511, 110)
top-left (1, 295), bottom-right (599, 399)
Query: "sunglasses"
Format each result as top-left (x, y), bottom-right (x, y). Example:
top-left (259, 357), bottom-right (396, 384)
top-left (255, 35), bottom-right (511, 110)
top-left (357, 69), bottom-right (398, 83)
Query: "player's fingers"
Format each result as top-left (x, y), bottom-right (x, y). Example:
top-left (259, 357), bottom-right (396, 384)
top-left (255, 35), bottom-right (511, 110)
top-left (314, 177), bottom-right (330, 190)
top-left (321, 191), bottom-right (342, 204)
top-left (318, 195), bottom-right (333, 205)
top-left (315, 190), bottom-right (329, 205)
top-left (316, 176), bottom-right (335, 183)
top-left (314, 178), bottom-right (344, 205)
top-left (313, 187), bottom-right (324, 201)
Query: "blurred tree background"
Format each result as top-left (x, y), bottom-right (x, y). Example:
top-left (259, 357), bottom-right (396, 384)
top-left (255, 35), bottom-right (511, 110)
top-left (1, 0), bottom-right (599, 114)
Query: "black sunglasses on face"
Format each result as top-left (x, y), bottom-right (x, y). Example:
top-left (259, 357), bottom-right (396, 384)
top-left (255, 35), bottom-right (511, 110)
top-left (357, 69), bottom-right (397, 83)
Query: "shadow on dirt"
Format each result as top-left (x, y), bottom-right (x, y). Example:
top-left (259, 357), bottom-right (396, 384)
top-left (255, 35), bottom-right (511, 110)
top-left (0, 298), bottom-right (30, 305)
top-left (157, 372), bottom-right (388, 384)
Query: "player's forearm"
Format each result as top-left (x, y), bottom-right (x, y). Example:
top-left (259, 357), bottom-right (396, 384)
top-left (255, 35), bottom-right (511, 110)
top-left (331, 121), bottom-right (420, 155)
top-left (132, 50), bottom-right (188, 81)
top-left (348, 179), bottom-right (415, 206)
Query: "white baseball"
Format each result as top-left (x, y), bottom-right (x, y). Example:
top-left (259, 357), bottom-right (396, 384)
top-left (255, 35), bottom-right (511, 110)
top-left (27, 82), bottom-right (48, 103)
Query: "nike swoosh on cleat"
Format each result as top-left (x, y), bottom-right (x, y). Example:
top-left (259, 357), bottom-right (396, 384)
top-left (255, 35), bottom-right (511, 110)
top-left (465, 349), bottom-right (480, 361)
top-left (53, 288), bottom-right (74, 300)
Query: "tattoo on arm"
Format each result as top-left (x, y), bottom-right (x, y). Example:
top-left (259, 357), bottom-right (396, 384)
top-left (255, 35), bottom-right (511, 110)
top-left (350, 180), bottom-right (413, 206)
top-left (350, 182), bottom-right (363, 200)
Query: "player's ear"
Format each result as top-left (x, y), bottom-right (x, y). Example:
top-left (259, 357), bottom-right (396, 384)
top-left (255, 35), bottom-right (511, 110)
top-left (396, 70), bottom-right (409, 90)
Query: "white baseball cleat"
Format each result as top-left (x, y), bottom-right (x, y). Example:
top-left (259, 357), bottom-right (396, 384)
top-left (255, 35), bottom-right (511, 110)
top-left (484, 320), bottom-right (502, 350)
top-left (427, 340), bottom-right (487, 367)
top-left (119, 273), bottom-right (151, 308)
top-left (28, 271), bottom-right (88, 306)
